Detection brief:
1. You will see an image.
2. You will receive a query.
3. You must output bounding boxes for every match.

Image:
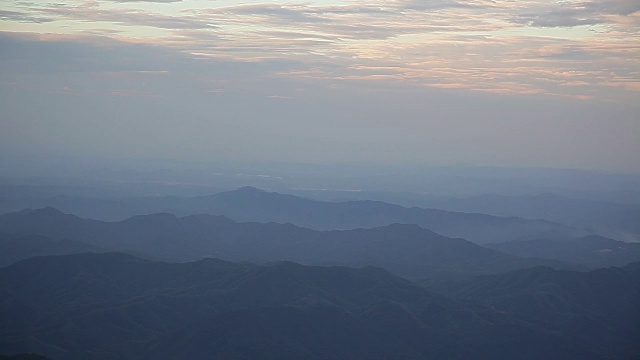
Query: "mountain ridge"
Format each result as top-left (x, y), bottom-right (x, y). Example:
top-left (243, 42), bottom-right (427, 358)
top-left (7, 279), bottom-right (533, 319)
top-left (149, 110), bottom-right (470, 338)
top-left (0, 207), bottom-right (579, 280)
top-left (429, 262), bottom-right (640, 357)
top-left (1, 186), bottom-right (583, 244)
top-left (486, 235), bottom-right (640, 268)
top-left (0, 252), bottom-right (605, 360)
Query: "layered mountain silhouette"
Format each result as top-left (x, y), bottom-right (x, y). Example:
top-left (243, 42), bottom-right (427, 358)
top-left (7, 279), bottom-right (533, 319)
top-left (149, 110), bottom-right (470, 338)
top-left (0, 233), bottom-right (101, 267)
top-left (343, 192), bottom-right (640, 241)
top-left (486, 235), bottom-right (640, 269)
top-left (0, 207), bottom-right (577, 280)
top-left (0, 253), bottom-right (604, 360)
top-left (0, 355), bottom-right (52, 360)
top-left (431, 262), bottom-right (640, 358)
top-left (0, 186), bottom-right (581, 244)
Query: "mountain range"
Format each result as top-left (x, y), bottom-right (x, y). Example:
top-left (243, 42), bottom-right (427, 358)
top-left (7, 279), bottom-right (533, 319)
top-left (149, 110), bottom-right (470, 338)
top-left (0, 355), bottom-right (52, 360)
top-left (0, 234), bottom-right (101, 268)
top-left (1, 252), bottom-right (621, 360)
top-left (0, 186), bottom-right (582, 244)
top-left (430, 262), bottom-right (640, 358)
top-left (0, 207), bottom-right (577, 281)
top-left (486, 235), bottom-right (640, 269)
top-left (296, 190), bottom-right (640, 241)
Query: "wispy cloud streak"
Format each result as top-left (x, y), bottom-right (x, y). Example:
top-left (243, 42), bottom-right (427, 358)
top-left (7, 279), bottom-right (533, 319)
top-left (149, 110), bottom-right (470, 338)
top-left (1, 0), bottom-right (639, 99)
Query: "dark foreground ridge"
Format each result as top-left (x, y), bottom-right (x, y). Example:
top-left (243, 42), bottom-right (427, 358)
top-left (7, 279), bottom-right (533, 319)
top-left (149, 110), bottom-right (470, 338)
top-left (1, 252), bottom-right (621, 360)
top-left (0, 355), bottom-right (52, 360)
top-left (431, 262), bottom-right (640, 358)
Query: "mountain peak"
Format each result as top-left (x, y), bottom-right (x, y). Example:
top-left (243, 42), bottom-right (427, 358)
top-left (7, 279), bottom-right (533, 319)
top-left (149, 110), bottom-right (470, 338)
top-left (10, 207), bottom-right (80, 222)
top-left (235, 186), bottom-right (266, 193)
top-left (32, 207), bottom-right (67, 216)
top-left (214, 186), bottom-right (272, 199)
top-left (384, 223), bottom-right (424, 230)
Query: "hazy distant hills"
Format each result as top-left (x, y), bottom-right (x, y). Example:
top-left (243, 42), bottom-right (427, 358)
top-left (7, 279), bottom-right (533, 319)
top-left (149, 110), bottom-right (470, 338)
top-left (0, 253), bottom-right (604, 360)
top-left (431, 263), bottom-right (640, 358)
top-left (192, 187), bottom-right (577, 244)
top-left (486, 235), bottom-right (640, 269)
top-left (356, 192), bottom-right (640, 242)
top-left (0, 186), bottom-right (583, 245)
top-left (0, 208), bottom-right (576, 280)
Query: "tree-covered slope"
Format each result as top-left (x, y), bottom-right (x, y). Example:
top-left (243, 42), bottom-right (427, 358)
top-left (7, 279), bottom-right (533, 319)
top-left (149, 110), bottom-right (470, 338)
top-left (0, 253), bottom-right (598, 360)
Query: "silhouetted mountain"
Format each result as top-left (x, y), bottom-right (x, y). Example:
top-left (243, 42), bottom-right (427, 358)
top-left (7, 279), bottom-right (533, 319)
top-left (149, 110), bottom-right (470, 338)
top-left (0, 207), bottom-right (105, 240)
top-left (1, 187), bottom-right (582, 244)
top-left (0, 233), bottom-right (101, 267)
top-left (315, 191), bottom-right (640, 241)
top-left (0, 355), bottom-right (52, 360)
top-left (0, 253), bottom-right (599, 359)
top-left (425, 193), bottom-right (640, 241)
top-left (0, 208), bottom-right (577, 280)
top-left (430, 263), bottom-right (640, 358)
top-left (486, 235), bottom-right (640, 268)
top-left (167, 187), bottom-right (584, 244)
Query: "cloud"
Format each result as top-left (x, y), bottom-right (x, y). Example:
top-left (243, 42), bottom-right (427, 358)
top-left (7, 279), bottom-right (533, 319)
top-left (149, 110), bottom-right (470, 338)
top-left (107, 0), bottom-right (182, 2)
top-left (194, 2), bottom-right (510, 45)
top-left (2, 0), bottom-right (638, 102)
top-left (514, 12), bottom-right (605, 27)
top-left (39, 5), bottom-right (215, 29)
top-left (1, 24), bottom-right (639, 172)
top-left (0, 9), bottom-right (53, 23)
top-left (399, 0), bottom-right (499, 11)
top-left (0, 31), bottom-right (305, 96)
top-left (0, 32), bottom-right (182, 73)
top-left (582, 0), bottom-right (640, 16)
top-left (223, 4), bottom-right (329, 23)
top-left (512, 0), bottom-right (640, 27)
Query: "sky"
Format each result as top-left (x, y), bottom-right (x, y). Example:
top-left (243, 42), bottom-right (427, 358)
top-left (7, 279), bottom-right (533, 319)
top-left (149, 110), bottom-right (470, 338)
top-left (0, 0), bottom-right (639, 173)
